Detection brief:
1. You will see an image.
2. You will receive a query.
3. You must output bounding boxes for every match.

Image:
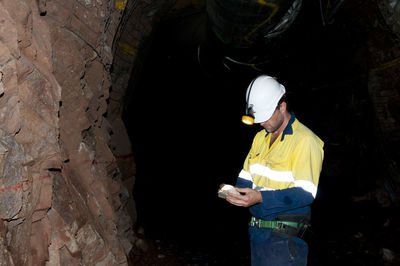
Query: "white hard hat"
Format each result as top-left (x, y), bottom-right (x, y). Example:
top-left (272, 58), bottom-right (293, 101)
top-left (242, 75), bottom-right (285, 125)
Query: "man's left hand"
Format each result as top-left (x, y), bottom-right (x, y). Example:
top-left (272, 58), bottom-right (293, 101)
top-left (226, 187), bottom-right (262, 207)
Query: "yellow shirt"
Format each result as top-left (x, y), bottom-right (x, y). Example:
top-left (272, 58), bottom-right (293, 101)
top-left (239, 117), bottom-right (324, 198)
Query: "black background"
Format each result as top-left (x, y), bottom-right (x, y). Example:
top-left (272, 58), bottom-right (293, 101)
top-left (122, 1), bottom-right (398, 264)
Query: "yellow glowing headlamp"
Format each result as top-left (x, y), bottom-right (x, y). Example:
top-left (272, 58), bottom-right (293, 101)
top-left (242, 78), bottom-right (256, 125)
top-left (242, 115), bottom-right (254, 125)
top-left (242, 104), bottom-right (255, 125)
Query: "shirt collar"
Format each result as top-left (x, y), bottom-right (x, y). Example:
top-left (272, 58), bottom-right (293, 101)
top-left (265, 112), bottom-right (295, 141)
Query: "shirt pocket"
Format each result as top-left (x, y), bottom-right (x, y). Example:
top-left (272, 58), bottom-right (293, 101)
top-left (248, 152), bottom-right (261, 165)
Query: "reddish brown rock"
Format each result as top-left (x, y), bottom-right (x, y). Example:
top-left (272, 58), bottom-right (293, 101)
top-left (0, 0), bottom-right (138, 265)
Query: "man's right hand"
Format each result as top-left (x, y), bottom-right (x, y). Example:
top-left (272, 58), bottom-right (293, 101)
top-left (226, 187), bottom-right (262, 207)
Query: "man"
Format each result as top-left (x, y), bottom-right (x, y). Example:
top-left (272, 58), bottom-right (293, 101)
top-left (224, 75), bottom-right (324, 265)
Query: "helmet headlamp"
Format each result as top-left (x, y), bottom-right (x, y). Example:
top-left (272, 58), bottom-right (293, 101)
top-left (242, 78), bottom-right (256, 125)
top-left (242, 104), bottom-right (255, 125)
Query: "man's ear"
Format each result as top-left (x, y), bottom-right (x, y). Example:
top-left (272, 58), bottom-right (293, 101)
top-left (279, 102), bottom-right (287, 113)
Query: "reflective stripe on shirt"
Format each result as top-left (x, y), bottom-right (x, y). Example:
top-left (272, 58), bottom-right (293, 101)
top-left (249, 163), bottom-right (294, 182)
top-left (240, 167), bottom-right (318, 198)
top-left (294, 180), bottom-right (317, 198)
top-left (238, 169), bottom-right (252, 181)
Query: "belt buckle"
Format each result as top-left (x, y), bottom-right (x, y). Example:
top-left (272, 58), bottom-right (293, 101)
top-left (251, 218), bottom-right (261, 228)
top-left (276, 221), bottom-right (287, 229)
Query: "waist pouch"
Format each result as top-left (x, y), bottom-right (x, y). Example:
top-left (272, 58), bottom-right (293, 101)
top-left (273, 214), bottom-right (311, 240)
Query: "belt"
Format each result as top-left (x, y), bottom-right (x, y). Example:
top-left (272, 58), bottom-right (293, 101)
top-left (249, 217), bottom-right (303, 229)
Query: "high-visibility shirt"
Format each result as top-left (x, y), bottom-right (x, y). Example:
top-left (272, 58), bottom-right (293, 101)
top-left (236, 113), bottom-right (324, 221)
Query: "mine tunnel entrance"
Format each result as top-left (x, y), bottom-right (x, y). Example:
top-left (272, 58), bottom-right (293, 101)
top-left (121, 1), bottom-right (399, 265)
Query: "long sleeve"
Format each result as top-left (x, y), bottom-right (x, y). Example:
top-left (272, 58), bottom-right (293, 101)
top-left (235, 176), bottom-right (252, 188)
top-left (250, 187), bottom-right (315, 219)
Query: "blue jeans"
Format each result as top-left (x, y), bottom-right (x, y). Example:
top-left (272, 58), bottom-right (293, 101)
top-left (250, 232), bottom-right (308, 266)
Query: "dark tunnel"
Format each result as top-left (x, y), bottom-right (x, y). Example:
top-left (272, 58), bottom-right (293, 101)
top-left (121, 1), bottom-right (400, 265)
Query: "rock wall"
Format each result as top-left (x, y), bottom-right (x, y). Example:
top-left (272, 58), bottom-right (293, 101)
top-left (0, 0), bottom-right (137, 265)
top-left (362, 1), bottom-right (400, 202)
top-left (378, 0), bottom-right (400, 40)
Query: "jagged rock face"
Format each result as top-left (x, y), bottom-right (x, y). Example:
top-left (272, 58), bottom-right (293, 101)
top-left (0, 1), bottom-right (136, 265)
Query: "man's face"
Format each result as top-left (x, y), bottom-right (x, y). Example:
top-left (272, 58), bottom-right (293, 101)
top-left (259, 107), bottom-right (284, 133)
